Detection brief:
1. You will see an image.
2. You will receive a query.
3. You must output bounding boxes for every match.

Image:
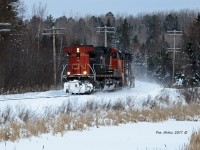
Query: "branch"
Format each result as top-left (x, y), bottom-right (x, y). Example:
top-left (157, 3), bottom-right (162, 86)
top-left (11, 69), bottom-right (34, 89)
top-left (195, 40), bottom-right (200, 49)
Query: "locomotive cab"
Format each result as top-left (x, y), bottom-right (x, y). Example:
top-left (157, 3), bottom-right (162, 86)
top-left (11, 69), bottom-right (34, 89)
top-left (62, 45), bottom-right (95, 94)
top-left (64, 45), bottom-right (94, 76)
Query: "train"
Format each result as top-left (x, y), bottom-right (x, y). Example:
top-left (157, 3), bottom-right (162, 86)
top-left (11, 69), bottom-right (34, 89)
top-left (61, 45), bottom-right (135, 94)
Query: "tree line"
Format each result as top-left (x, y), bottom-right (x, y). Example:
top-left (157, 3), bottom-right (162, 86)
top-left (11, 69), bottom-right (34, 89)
top-left (0, 0), bottom-right (200, 93)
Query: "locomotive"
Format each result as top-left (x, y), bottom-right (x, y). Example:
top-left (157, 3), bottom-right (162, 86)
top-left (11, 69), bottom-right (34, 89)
top-left (61, 45), bottom-right (134, 94)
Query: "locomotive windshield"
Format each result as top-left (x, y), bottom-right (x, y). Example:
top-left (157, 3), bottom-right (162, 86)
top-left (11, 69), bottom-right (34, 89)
top-left (112, 52), bottom-right (117, 59)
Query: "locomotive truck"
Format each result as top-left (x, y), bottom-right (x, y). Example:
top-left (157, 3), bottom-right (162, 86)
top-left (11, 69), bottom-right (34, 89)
top-left (61, 45), bottom-right (134, 94)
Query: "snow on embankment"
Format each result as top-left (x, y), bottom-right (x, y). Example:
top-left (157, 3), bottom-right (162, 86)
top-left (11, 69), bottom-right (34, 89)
top-left (0, 80), bottom-right (184, 113)
top-left (66, 80), bottom-right (185, 108)
top-left (0, 80), bottom-right (198, 150)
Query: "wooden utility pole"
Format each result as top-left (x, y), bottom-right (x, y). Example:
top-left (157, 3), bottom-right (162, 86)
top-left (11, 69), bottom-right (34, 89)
top-left (97, 26), bottom-right (115, 47)
top-left (167, 30), bottom-right (182, 84)
top-left (42, 26), bottom-right (65, 87)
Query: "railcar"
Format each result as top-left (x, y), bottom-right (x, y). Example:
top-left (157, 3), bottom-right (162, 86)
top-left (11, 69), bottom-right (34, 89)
top-left (61, 45), bottom-right (134, 94)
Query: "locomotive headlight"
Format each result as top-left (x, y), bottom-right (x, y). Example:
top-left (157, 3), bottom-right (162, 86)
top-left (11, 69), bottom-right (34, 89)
top-left (83, 71), bottom-right (87, 75)
top-left (77, 48), bottom-right (80, 53)
top-left (67, 71), bottom-right (71, 75)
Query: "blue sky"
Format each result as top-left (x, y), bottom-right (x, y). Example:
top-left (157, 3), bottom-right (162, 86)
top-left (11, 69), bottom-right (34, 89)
top-left (22, 0), bottom-right (200, 18)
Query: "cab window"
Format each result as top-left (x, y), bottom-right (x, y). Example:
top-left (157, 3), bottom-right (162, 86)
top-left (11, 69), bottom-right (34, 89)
top-left (112, 52), bottom-right (117, 59)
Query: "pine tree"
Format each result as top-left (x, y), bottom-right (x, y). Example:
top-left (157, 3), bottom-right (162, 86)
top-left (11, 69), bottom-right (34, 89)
top-left (0, 0), bottom-right (22, 92)
top-left (0, 0), bottom-right (18, 22)
top-left (45, 15), bottom-right (55, 28)
top-left (162, 14), bottom-right (180, 32)
top-left (185, 13), bottom-right (200, 85)
top-left (116, 18), bottom-right (132, 52)
top-left (0, 0), bottom-right (21, 34)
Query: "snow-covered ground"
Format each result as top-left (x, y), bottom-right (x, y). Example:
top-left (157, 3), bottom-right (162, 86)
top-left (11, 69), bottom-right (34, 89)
top-left (0, 80), bottom-right (184, 112)
top-left (0, 121), bottom-right (199, 150)
top-left (0, 80), bottom-right (198, 150)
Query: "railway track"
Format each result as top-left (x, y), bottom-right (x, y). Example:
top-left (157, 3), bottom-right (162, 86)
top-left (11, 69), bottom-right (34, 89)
top-left (0, 95), bottom-right (69, 102)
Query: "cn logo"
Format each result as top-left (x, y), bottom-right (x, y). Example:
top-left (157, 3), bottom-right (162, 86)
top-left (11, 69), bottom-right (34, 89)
top-left (72, 64), bottom-right (87, 70)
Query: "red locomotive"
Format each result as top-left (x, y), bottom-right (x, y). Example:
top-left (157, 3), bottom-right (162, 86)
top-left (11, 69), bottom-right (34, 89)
top-left (61, 45), bottom-right (134, 94)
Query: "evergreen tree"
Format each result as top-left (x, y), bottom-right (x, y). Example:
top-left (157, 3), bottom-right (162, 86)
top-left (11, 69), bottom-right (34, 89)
top-left (0, 0), bottom-right (21, 40)
top-left (132, 35), bottom-right (139, 50)
top-left (184, 41), bottom-right (199, 84)
top-left (162, 14), bottom-right (180, 32)
top-left (143, 15), bottom-right (165, 80)
top-left (0, 0), bottom-right (18, 22)
top-left (116, 18), bottom-right (132, 52)
top-left (105, 12), bottom-right (115, 26)
top-left (45, 15), bottom-right (55, 28)
top-left (184, 13), bottom-right (200, 85)
top-left (0, 0), bottom-right (22, 92)
top-left (144, 15), bottom-right (161, 39)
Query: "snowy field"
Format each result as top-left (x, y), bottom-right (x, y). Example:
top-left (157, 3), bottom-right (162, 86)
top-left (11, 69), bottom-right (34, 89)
top-left (1, 121), bottom-right (199, 150)
top-left (0, 80), bottom-right (199, 150)
top-left (0, 80), bottom-right (184, 112)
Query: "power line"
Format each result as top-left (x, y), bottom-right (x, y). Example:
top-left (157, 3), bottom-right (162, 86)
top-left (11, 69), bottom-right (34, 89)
top-left (167, 30), bottom-right (183, 84)
top-left (42, 26), bottom-right (65, 87)
top-left (97, 26), bottom-right (115, 47)
top-left (0, 23), bottom-right (11, 32)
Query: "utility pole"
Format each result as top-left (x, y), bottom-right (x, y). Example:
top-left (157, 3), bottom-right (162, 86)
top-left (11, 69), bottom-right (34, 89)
top-left (97, 26), bottom-right (115, 47)
top-left (42, 26), bottom-right (65, 87)
top-left (167, 30), bottom-right (182, 84)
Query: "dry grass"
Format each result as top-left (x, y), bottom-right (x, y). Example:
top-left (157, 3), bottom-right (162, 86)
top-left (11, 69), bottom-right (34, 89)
top-left (185, 130), bottom-right (200, 150)
top-left (180, 87), bottom-right (200, 104)
top-left (0, 98), bottom-right (200, 143)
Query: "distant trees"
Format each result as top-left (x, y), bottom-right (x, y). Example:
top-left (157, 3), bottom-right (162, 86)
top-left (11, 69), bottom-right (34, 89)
top-left (1, 3), bottom-right (200, 93)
